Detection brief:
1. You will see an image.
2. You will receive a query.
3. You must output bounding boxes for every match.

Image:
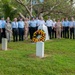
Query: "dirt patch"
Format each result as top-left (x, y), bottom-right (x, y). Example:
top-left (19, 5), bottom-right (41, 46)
top-left (0, 48), bottom-right (12, 51)
top-left (29, 54), bottom-right (49, 58)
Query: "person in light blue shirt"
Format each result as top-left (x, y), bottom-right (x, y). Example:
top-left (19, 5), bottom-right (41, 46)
top-left (1, 20), bottom-right (6, 28)
top-left (64, 20), bottom-right (70, 27)
top-left (62, 18), bottom-right (65, 27)
top-left (1, 17), bottom-right (6, 38)
top-left (29, 19), bottom-right (37, 27)
top-left (35, 17), bottom-right (40, 30)
top-left (64, 17), bottom-right (70, 38)
top-left (0, 20), bottom-right (2, 28)
top-left (18, 20), bottom-right (24, 28)
top-left (18, 18), bottom-right (24, 41)
top-left (52, 19), bottom-right (56, 38)
top-left (29, 17), bottom-right (37, 40)
top-left (37, 17), bottom-right (45, 26)
top-left (0, 20), bottom-right (2, 43)
top-left (12, 18), bottom-right (18, 42)
top-left (69, 17), bottom-right (75, 39)
top-left (46, 16), bottom-right (53, 39)
top-left (12, 21), bottom-right (18, 29)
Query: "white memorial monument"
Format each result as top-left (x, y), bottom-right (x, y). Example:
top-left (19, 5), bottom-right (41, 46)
top-left (2, 38), bottom-right (7, 50)
top-left (36, 41), bottom-right (44, 58)
top-left (38, 24), bottom-right (49, 41)
top-left (36, 24), bottom-right (48, 58)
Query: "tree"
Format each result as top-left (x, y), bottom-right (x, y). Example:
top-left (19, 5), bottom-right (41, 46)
top-left (0, 0), bottom-right (19, 20)
top-left (15, 0), bottom-right (45, 17)
top-left (0, 0), bottom-right (75, 19)
top-left (14, 0), bottom-right (75, 18)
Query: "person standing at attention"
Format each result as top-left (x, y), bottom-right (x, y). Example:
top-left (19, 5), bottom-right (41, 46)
top-left (64, 17), bottom-right (70, 38)
top-left (38, 17), bottom-right (45, 26)
top-left (5, 17), bottom-right (12, 42)
top-left (0, 20), bottom-right (2, 43)
top-left (52, 19), bottom-right (56, 38)
top-left (29, 17), bottom-right (37, 40)
top-left (12, 18), bottom-right (18, 42)
top-left (35, 17), bottom-right (40, 30)
top-left (1, 16), bottom-right (6, 38)
top-left (24, 17), bottom-right (29, 40)
top-left (46, 16), bottom-right (53, 39)
top-left (55, 19), bottom-right (62, 39)
top-left (18, 17), bottom-right (24, 41)
top-left (69, 17), bottom-right (75, 39)
top-left (61, 18), bottom-right (65, 38)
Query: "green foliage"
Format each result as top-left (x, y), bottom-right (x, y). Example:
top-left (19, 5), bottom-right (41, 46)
top-left (32, 0), bottom-right (75, 18)
top-left (0, 39), bottom-right (75, 75)
top-left (2, 3), bottom-right (15, 20)
top-left (0, 0), bottom-right (17, 20)
top-left (0, 0), bottom-right (75, 19)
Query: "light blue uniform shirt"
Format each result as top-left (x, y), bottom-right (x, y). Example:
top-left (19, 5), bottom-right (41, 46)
top-left (18, 21), bottom-right (24, 28)
top-left (1, 20), bottom-right (6, 28)
top-left (73, 21), bottom-right (75, 28)
top-left (38, 20), bottom-right (45, 26)
top-left (12, 22), bottom-right (18, 28)
top-left (0, 20), bottom-right (2, 28)
top-left (46, 20), bottom-right (53, 27)
top-left (29, 20), bottom-right (37, 27)
top-left (35, 19), bottom-right (40, 26)
top-left (64, 21), bottom-right (70, 27)
top-left (69, 21), bottom-right (75, 27)
top-left (61, 21), bottom-right (65, 27)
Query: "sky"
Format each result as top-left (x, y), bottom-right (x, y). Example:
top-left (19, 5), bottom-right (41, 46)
top-left (73, 0), bottom-right (75, 6)
top-left (32, 0), bottom-right (44, 5)
top-left (40, 0), bottom-right (44, 2)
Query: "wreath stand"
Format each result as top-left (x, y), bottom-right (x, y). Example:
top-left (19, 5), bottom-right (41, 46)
top-left (36, 41), bottom-right (44, 58)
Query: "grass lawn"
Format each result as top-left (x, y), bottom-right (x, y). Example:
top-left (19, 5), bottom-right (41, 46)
top-left (0, 39), bottom-right (75, 75)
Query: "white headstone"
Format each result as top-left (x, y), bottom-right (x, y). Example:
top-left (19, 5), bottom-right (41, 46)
top-left (2, 38), bottom-right (7, 50)
top-left (36, 42), bottom-right (44, 58)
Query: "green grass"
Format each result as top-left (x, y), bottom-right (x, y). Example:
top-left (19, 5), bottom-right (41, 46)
top-left (0, 39), bottom-right (75, 75)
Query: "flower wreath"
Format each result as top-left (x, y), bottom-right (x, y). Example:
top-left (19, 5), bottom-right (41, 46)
top-left (32, 29), bottom-right (46, 42)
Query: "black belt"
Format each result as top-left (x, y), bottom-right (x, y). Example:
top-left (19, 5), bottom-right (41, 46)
top-left (13, 28), bottom-right (18, 29)
top-left (32, 27), bottom-right (36, 28)
top-left (47, 26), bottom-right (52, 27)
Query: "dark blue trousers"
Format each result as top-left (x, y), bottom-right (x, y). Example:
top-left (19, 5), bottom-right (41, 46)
top-left (12, 28), bottom-right (18, 42)
top-left (19, 28), bottom-right (24, 41)
top-left (64, 27), bottom-right (69, 38)
top-left (2, 28), bottom-right (6, 38)
top-left (29, 27), bottom-right (36, 39)
top-left (47, 27), bottom-right (52, 39)
top-left (70, 28), bottom-right (74, 39)
top-left (0, 29), bottom-right (2, 43)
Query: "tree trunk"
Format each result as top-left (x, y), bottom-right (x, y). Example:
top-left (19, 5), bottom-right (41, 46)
top-left (18, 12), bottom-right (25, 19)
